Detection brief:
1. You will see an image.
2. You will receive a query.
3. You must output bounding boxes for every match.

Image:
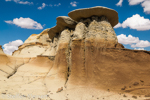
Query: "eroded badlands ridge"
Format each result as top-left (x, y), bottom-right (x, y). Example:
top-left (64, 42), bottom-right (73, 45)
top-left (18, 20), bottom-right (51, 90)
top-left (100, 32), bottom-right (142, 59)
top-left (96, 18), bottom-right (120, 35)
top-left (0, 6), bottom-right (150, 100)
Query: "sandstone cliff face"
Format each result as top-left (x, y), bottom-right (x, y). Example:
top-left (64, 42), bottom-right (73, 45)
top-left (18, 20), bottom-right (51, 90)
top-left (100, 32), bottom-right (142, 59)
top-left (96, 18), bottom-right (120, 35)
top-left (0, 46), bottom-right (31, 81)
top-left (12, 29), bottom-right (52, 57)
top-left (13, 42), bottom-right (49, 57)
top-left (0, 6), bottom-right (150, 100)
top-left (24, 29), bottom-right (51, 45)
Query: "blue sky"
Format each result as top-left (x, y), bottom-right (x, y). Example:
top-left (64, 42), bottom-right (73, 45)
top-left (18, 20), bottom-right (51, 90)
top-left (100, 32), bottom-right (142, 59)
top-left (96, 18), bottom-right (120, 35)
top-left (0, 0), bottom-right (150, 55)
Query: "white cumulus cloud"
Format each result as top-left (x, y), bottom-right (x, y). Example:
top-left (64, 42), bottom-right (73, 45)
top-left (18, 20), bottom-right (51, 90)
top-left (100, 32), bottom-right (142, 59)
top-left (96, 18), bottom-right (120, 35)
top-left (116, 0), bottom-right (123, 6)
top-left (134, 48), bottom-right (145, 50)
top-left (122, 14), bottom-right (150, 31)
top-left (5, 0), bottom-right (33, 5)
top-left (131, 40), bottom-right (150, 48)
top-left (5, 17), bottom-right (43, 29)
top-left (117, 34), bottom-right (150, 50)
top-left (127, 0), bottom-right (150, 14)
top-left (114, 23), bottom-right (122, 28)
top-left (117, 0), bottom-right (150, 14)
top-left (38, 3), bottom-right (47, 10)
top-left (114, 14), bottom-right (150, 31)
top-left (70, 1), bottom-right (78, 7)
top-left (117, 34), bottom-right (140, 44)
top-left (141, 0), bottom-right (150, 14)
top-left (128, 0), bottom-right (145, 5)
top-left (3, 40), bottom-right (23, 55)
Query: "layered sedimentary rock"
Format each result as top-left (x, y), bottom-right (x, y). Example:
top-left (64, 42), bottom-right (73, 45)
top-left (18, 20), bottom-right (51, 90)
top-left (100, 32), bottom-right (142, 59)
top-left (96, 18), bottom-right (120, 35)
top-left (0, 6), bottom-right (150, 100)
top-left (0, 46), bottom-right (31, 85)
top-left (13, 42), bottom-right (49, 57)
top-left (24, 29), bottom-right (51, 45)
top-left (13, 29), bottom-right (52, 57)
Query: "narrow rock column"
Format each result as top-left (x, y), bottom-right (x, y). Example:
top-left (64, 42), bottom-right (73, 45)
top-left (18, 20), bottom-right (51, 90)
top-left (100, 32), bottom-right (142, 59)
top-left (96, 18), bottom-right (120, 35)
top-left (66, 22), bottom-right (88, 88)
top-left (49, 36), bottom-right (59, 56)
top-left (56, 29), bottom-right (71, 52)
top-left (86, 16), bottom-right (118, 48)
top-left (45, 29), bottom-right (71, 93)
top-left (84, 16), bottom-right (118, 87)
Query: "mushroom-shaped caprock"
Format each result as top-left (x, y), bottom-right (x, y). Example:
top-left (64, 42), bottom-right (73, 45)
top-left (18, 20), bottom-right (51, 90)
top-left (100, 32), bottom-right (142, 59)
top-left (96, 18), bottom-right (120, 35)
top-left (56, 16), bottom-right (77, 29)
top-left (48, 16), bottom-right (77, 40)
top-left (48, 26), bottom-right (60, 40)
top-left (68, 6), bottom-right (118, 27)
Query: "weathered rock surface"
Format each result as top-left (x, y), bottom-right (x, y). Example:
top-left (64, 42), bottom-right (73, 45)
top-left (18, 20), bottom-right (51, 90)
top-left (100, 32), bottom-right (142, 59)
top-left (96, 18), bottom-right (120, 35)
top-left (56, 16), bottom-right (77, 29)
top-left (24, 29), bottom-right (51, 45)
top-left (13, 42), bottom-right (49, 57)
top-left (0, 6), bottom-right (150, 100)
top-left (0, 47), bottom-right (32, 90)
top-left (86, 20), bottom-right (118, 48)
top-left (13, 29), bottom-right (52, 57)
top-left (48, 16), bottom-right (77, 40)
top-left (68, 6), bottom-right (118, 27)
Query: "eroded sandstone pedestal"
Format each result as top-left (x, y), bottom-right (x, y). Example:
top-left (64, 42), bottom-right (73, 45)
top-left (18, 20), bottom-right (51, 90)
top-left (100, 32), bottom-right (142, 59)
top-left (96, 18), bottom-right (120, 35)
top-left (0, 6), bottom-right (150, 100)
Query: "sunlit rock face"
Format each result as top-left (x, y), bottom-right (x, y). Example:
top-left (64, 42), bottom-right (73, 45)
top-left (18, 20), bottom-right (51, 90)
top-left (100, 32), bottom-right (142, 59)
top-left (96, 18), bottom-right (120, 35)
top-left (12, 29), bottom-right (52, 57)
top-left (79, 15), bottom-right (118, 48)
top-left (24, 29), bottom-right (51, 45)
top-left (0, 6), bottom-right (150, 100)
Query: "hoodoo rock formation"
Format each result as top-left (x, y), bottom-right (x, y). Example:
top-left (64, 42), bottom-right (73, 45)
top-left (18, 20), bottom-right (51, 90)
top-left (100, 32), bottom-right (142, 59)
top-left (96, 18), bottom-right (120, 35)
top-left (0, 6), bottom-right (150, 100)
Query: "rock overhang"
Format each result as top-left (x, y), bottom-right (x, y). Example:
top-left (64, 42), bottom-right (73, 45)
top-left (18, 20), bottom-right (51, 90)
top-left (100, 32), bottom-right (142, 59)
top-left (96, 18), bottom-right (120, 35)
top-left (68, 6), bottom-right (119, 27)
top-left (48, 16), bottom-right (77, 40)
top-left (48, 26), bottom-right (60, 39)
top-left (56, 16), bottom-right (77, 29)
